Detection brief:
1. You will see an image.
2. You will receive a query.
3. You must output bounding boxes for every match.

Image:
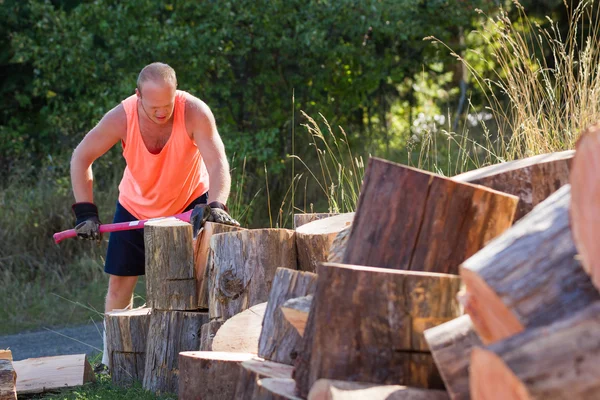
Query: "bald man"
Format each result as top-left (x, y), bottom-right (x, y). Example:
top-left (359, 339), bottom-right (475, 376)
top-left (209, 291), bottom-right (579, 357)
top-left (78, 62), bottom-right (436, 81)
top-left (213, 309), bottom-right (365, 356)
top-left (70, 62), bottom-right (238, 370)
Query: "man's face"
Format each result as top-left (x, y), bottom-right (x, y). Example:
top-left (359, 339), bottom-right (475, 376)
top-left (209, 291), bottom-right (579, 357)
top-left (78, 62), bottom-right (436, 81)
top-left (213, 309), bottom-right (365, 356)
top-left (136, 80), bottom-right (176, 125)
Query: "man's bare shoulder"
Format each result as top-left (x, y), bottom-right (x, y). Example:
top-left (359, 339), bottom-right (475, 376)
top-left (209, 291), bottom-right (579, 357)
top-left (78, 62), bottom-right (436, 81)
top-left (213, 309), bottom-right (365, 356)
top-left (98, 103), bottom-right (127, 140)
top-left (183, 93), bottom-right (214, 136)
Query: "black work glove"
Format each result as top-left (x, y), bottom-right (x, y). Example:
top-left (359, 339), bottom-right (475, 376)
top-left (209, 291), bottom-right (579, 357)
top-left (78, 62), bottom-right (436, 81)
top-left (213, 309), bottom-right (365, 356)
top-left (72, 202), bottom-right (102, 241)
top-left (208, 201), bottom-right (240, 226)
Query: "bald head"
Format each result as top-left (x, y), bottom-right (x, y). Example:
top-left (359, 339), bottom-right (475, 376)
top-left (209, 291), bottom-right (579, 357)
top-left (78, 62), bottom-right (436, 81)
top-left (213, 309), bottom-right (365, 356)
top-left (137, 62), bottom-right (177, 94)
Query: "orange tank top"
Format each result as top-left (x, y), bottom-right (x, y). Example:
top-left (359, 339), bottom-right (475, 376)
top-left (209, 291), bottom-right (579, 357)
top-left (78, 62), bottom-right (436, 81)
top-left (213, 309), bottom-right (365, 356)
top-left (118, 90), bottom-right (209, 220)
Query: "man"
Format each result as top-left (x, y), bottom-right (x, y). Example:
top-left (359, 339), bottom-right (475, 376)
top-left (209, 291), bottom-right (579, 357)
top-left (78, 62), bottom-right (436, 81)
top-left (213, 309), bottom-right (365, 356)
top-left (70, 62), bottom-right (238, 369)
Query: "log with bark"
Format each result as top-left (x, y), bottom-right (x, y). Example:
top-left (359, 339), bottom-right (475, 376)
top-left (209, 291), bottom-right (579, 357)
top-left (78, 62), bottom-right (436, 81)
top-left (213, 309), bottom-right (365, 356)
top-left (143, 310), bottom-right (209, 394)
top-left (200, 320), bottom-right (223, 351)
top-left (460, 184), bottom-right (600, 345)
top-left (308, 380), bottom-right (450, 400)
top-left (281, 295), bottom-right (312, 337)
top-left (255, 378), bottom-right (302, 400)
top-left (570, 123), bottom-right (600, 291)
top-left (145, 218), bottom-right (198, 310)
top-left (105, 306), bottom-right (151, 386)
top-left (208, 228), bottom-right (297, 321)
top-left (195, 222), bottom-right (246, 309)
top-left (453, 150), bottom-right (573, 221)
top-left (327, 226), bottom-right (351, 263)
top-left (258, 268), bottom-right (318, 364)
top-left (211, 302), bottom-right (267, 354)
top-left (294, 263), bottom-right (462, 397)
top-left (0, 350), bottom-right (16, 400)
top-left (234, 358), bottom-right (295, 399)
top-left (295, 213), bottom-right (354, 272)
top-left (344, 158), bottom-right (518, 274)
top-left (470, 301), bottom-right (600, 400)
top-left (424, 315), bottom-right (481, 400)
top-left (294, 213), bottom-right (339, 229)
top-left (178, 351), bottom-right (255, 400)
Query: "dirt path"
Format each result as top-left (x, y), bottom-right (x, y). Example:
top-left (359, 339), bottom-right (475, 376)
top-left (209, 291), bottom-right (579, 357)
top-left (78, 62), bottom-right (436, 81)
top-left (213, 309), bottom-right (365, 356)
top-left (0, 322), bottom-right (103, 361)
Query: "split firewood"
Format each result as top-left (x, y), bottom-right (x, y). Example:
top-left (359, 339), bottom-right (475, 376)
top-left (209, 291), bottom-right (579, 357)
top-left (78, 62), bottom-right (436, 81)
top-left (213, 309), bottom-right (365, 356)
top-left (195, 222), bottom-right (246, 309)
top-left (460, 185), bottom-right (600, 345)
top-left (145, 218), bottom-right (199, 310)
top-left (208, 228), bottom-right (297, 321)
top-left (12, 354), bottom-right (95, 395)
top-left (0, 350), bottom-right (16, 400)
top-left (294, 213), bottom-right (339, 229)
top-left (344, 158), bottom-right (518, 274)
top-left (424, 315), bottom-right (481, 400)
top-left (294, 263), bottom-right (461, 397)
top-left (212, 302), bottom-right (267, 354)
top-left (308, 380), bottom-right (450, 400)
top-left (295, 213), bottom-right (354, 272)
top-left (234, 358), bottom-right (295, 399)
top-left (570, 123), bottom-right (600, 291)
top-left (470, 301), bottom-right (600, 400)
top-left (255, 378), bottom-right (302, 400)
top-left (105, 306), bottom-right (151, 386)
top-left (178, 351), bottom-right (255, 400)
top-left (259, 268), bottom-right (317, 364)
top-left (143, 310), bottom-right (209, 394)
top-left (281, 295), bottom-right (312, 337)
top-left (200, 320), bottom-right (223, 351)
top-left (327, 225), bottom-right (351, 263)
top-left (454, 150), bottom-right (573, 221)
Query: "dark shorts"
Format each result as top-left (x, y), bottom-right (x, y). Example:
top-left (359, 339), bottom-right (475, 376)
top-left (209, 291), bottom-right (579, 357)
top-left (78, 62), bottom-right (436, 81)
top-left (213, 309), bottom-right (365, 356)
top-left (104, 193), bottom-right (208, 276)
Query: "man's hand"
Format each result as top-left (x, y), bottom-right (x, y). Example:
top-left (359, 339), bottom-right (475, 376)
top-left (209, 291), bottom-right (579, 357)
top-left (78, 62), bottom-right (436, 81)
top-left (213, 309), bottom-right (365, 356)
top-left (72, 202), bottom-right (102, 241)
top-left (208, 201), bottom-right (240, 226)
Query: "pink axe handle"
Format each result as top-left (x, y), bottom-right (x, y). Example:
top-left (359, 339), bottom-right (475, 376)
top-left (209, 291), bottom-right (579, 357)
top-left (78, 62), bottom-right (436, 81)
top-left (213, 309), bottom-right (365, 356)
top-left (53, 209), bottom-right (193, 244)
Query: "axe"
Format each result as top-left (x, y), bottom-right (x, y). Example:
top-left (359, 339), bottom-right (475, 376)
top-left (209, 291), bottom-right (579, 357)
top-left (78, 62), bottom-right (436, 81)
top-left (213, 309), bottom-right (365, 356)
top-left (53, 204), bottom-right (211, 244)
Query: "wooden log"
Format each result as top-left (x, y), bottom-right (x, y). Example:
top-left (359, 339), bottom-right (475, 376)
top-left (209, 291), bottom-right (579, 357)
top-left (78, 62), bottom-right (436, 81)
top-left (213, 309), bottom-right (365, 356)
top-left (145, 218), bottom-right (198, 310)
top-left (295, 213), bottom-right (354, 272)
top-left (570, 123), bottom-right (600, 291)
top-left (258, 268), bottom-right (318, 364)
top-left (0, 350), bottom-right (16, 400)
top-left (212, 302), bottom-right (267, 354)
top-left (200, 320), bottom-right (223, 351)
top-left (344, 158), bottom-right (518, 274)
top-left (208, 228), bottom-right (297, 321)
top-left (195, 222), bottom-right (246, 309)
top-left (178, 351), bottom-right (255, 400)
top-left (234, 358), bottom-right (295, 399)
top-left (281, 295), bottom-right (312, 337)
top-left (460, 184), bottom-right (600, 345)
top-left (308, 380), bottom-right (450, 400)
top-left (327, 225), bottom-right (351, 263)
top-left (453, 150), bottom-right (573, 221)
top-left (294, 213), bottom-right (338, 229)
top-left (143, 310), bottom-right (209, 394)
top-left (470, 301), bottom-right (600, 400)
top-left (256, 378), bottom-right (302, 400)
top-left (12, 354), bottom-right (95, 395)
top-left (295, 262), bottom-right (461, 397)
top-left (424, 315), bottom-right (481, 400)
top-left (105, 306), bottom-right (151, 386)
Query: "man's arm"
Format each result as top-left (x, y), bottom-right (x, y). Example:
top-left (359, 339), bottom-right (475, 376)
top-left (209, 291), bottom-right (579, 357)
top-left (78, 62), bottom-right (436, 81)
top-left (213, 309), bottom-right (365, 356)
top-left (71, 104), bottom-right (126, 202)
top-left (186, 97), bottom-right (231, 205)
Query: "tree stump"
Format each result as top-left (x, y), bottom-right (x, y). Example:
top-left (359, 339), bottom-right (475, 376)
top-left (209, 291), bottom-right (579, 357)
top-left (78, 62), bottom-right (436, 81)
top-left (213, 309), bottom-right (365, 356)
top-left (258, 268), bottom-right (318, 364)
top-left (234, 358), bottom-right (295, 399)
top-left (212, 302), bottom-right (267, 354)
top-left (145, 218), bottom-right (198, 310)
top-left (295, 262), bottom-right (462, 397)
top-left (470, 302), bottom-right (600, 400)
top-left (295, 213), bottom-right (354, 272)
top-left (460, 185), bottom-right (600, 345)
top-left (453, 150), bottom-right (573, 221)
top-left (281, 295), bottom-right (312, 337)
top-left (195, 222), bottom-right (246, 309)
top-left (200, 320), bottom-right (223, 351)
top-left (178, 351), bottom-right (255, 400)
top-left (0, 350), bottom-right (16, 400)
top-left (105, 306), bottom-right (151, 386)
top-left (308, 380), bottom-right (450, 400)
top-left (294, 213), bottom-right (339, 229)
top-left (424, 315), bottom-right (481, 400)
top-left (344, 158), bottom-right (518, 274)
top-left (327, 226), bottom-right (351, 263)
top-left (208, 229), bottom-right (297, 321)
top-left (143, 310), bottom-right (209, 395)
top-left (256, 378), bottom-right (302, 400)
top-left (570, 123), bottom-right (600, 291)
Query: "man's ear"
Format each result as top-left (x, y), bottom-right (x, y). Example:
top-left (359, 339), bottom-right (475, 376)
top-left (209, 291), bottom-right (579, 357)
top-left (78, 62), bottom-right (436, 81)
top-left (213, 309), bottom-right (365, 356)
top-left (135, 88), bottom-right (141, 98)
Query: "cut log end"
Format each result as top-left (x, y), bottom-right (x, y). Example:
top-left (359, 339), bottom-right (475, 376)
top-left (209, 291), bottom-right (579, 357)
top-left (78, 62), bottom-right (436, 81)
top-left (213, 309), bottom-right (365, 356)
top-left (470, 348), bottom-right (531, 400)
top-left (281, 295), bottom-right (312, 337)
top-left (257, 378), bottom-right (302, 400)
top-left (308, 379), bottom-right (450, 400)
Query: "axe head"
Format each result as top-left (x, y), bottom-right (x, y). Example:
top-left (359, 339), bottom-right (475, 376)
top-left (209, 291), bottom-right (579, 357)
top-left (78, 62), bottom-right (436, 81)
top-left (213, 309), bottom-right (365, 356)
top-left (190, 204), bottom-right (211, 239)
